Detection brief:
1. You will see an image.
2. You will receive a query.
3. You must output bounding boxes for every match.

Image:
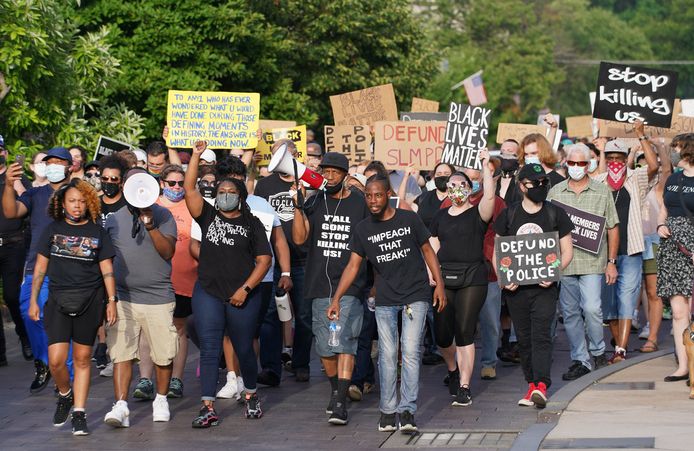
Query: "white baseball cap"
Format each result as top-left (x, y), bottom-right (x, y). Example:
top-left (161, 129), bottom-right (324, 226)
top-left (201, 149), bottom-right (217, 163)
top-left (133, 149), bottom-right (147, 163)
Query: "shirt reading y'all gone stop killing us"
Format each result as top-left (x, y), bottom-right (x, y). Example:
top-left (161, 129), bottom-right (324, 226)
top-left (350, 209), bottom-right (432, 307)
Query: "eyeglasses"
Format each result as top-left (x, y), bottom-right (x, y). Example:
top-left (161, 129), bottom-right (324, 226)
top-left (101, 176), bottom-right (121, 182)
top-left (198, 180), bottom-right (216, 187)
top-left (446, 181), bottom-right (469, 189)
top-left (566, 160), bottom-right (589, 167)
top-left (86, 172), bottom-right (100, 178)
top-left (522, 178), bottom-right (550, 188)
top-left (163, 180), bottom-right (184, 187)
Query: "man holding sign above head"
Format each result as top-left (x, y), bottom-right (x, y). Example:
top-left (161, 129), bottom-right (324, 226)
top-left (494, 163), bottom-right (574, 408)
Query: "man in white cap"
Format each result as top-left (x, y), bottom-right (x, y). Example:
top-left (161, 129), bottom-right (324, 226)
top-left (200, 149), bottom-right (216, 166)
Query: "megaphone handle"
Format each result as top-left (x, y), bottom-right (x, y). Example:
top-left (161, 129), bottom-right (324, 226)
top-left (292, 158), bottom-right (304, 209)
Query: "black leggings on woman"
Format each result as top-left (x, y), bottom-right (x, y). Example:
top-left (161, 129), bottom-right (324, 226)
top-left (434, 285), bottom-right (487, 347)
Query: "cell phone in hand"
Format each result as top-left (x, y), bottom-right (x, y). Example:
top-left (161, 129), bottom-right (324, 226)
top-left (15, 154), bottom-right (25, 167)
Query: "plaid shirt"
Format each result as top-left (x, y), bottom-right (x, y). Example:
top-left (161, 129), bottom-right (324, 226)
top-left (548, 178), bottom-right (619, 276)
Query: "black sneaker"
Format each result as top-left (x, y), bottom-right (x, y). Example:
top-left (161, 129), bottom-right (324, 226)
top-left (399, 410), bottom-right (417, 433)
top-left (244, 393), bottom-right (262, 419)
top-left (71, 411), bottom-right (89, 436)
top-left (562, 361), bottom-right (590, 381)
top-left (53, 390), bottom-right (74, 426)
top-left (326, 390), bottom-right (338, 414)
top-left (295, 368), bottom-right (310, 382)
top-left (30, 359), bottom-right (51, 393)
top-left (20, 336), bottom-right (33, 361)
top-left (593, 353), bottom-right (609, 370)
top-left (328, 401), bottom-right (348, 425)
top-left (192, 405), bottom-right (219, 428)
top-left (94, 343), bottom-right (109, 369)
top-left (167, 377), bottom-right (183, 398)
top-left (133, 377), bottom-right (154, 400)
top-left (378, 412), bottom-right (397, 432)
top-left (452, 385), bottom-right (472, 407)
top-left (447, 369), bottom-right (459, 396)
top-left (257, 370), bottom-right (280, 387)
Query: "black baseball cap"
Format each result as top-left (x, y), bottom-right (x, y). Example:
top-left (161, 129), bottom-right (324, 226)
top-left (319, 152), bottom-right (349, 172)
top-left (517, 163), bottom-right (548, 182)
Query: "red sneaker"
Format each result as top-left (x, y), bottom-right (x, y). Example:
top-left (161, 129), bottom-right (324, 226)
top-left (531, 382), bottom-right (548, 409)
top-left (518, 383), bottom-right (535, 407)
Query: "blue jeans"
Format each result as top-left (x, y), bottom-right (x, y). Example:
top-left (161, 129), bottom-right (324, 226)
top-left (351, 295), bottom-right (376, 388)
top-left (602, 254), bottom-right (643, 320)
top-left (559, 274), bottom-right (605, 370)
top-left (193, 283), bottom-right (261, 401)
top-left (375, 301), bottom-right (428, 414)
top-left (479, 282), bottom-right (501, 369)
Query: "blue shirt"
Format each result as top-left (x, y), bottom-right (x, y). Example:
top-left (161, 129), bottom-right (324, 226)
top-left (18, 184), bottom-right (56, 274)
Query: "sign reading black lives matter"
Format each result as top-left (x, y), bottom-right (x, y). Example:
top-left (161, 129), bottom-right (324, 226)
top-left (593, 62), bottom-right (678, 128)
top-left (442, 102), bottom-right (490, 170)
top-left (94, 135), bottom-right (131, 160)
top-left (494, 232), bottom-right (562, 286)
top-left (551, 201), bottom-right (606, 255)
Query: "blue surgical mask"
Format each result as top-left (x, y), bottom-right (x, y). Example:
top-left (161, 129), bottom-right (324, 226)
top-left (45, 164), bottom-right (67, 183)
top-left (163, 187), bottom-right (185, 203)
top-left (525, 156), bottom-right (541, 165)
top-left (471, 180), bottom-right (481, 194)
top-left (588, 158), bottom-right (598, 173)
top-left (568, 165), bottom-right (586, 181)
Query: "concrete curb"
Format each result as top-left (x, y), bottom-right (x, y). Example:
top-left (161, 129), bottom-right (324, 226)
top-left (509, 347), bottom-right (671, 451)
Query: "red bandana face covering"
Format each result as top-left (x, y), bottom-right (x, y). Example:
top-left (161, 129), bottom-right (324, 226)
top-left (607, 161), bottom-right (627, 190)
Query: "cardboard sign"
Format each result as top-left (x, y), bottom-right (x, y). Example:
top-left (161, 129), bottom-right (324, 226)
top-left (94, 136), bottom-right (131, 160)
top-left (259, 119), bottom-right (296, 131)
top-left (593, 62), bottom-right (678, 128)
top-left (496, 123), bottom-right (548, 144)
top-left (256, 125), bottom-right (307, 166)
top-left (411, 97), bottom-right (439, 113)
top-left (330, 84), bottom-right (398, 126)
top-left (441, 102), bottom-right (490, 170)
top-left (495, 232), bottom-right (562, 286)
top-left (324, 125), bottom-right (371, 164)
top-left (680, 99), bottom-right (694, 117)
top-left (551, 200), bottom-right (606, 255)
top-left (400, 112), bottom-right (448, 122)
top-left (166, 90), bottom-right (260, 149)
top-left (565, 116), bottom-right (594, 138)
top-left (598, 115), bottom-right (694, 138)
top-left (374, 120), bottom-right (446, 171)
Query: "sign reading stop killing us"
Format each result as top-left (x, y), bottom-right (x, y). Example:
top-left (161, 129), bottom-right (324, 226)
top-left (495, 232), bottom-right (562, 286)
top-left (442, 102), bottom-right (490, 170)
top-left (593, 62), bottom-right (678, 128)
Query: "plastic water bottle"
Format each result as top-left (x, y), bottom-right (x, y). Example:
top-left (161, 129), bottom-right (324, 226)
top-left (328, 320), bottom-right (341, 347)
top-left (275, 288), bottom-right (292, 322)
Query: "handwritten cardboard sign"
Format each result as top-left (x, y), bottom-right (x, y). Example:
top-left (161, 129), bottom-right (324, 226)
top-left (565, 116), bottom-right (595, 138)
top-left (94, 136), bottom-right (131, 161)
top-left (411, 97), bottom-right (439, 113)
top-left (441, 102), bottom-right (490, 170)
top-left (593, 62), bottom-right (678, 128)
top-left (494, 232), bottom-right (562, 286)
top-left (166, 90), bottom-right (260, 149)
top-left (256, 125), bottom-right (307, 166)
top-left (330, 84), bottom-right (398, 126)
top-left (551, 200), bottom-right (606, 255)
top-left (400, 112), bottom-right (448, 122)
top-left (324, 125), bottom-right (371, 164)
top-left (495, 123), bottom-right (548, 144)
top-left (374, 120), bottom-right (446, 171)
top-left (598, 115), bottom-right (694, 139)
top-left (259, 119), bottom-right (296, 131)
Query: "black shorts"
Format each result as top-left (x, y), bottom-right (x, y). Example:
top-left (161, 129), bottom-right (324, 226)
top-left (174, 294), bottom-right (193, 318)
top-left (44, 286), bottom-right (105, 346)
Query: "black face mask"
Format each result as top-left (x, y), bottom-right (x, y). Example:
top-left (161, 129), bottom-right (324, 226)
top-left (200, 186), bottom-right (216, 199)
top-left (102, 182), bottom-right (120, 198)
top-left (526, 184), bottom-right (549, 203)
top-left (324, 180), bottom-right (344, 195)
top-left (500, 157), bottom-right (519, 175)
top-left (434, 176), bottom-right (449, 192)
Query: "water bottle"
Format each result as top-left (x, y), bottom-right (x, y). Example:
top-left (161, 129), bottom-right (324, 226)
top-left (275, 288), bottom-right (292, 322)
top-left (328, 320), bottom-right (342, 347)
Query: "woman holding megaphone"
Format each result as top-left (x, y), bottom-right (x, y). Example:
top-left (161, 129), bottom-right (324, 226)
top-left (184, 140), bottom-right (272, 427)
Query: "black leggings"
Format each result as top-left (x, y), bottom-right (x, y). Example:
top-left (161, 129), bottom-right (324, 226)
top-left (434, 285), bottom-right (487, 347)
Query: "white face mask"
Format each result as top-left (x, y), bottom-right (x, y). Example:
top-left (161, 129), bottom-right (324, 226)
top-left (34, 162), bottom-right (47, 178)
top-left (568, 165), bottom-right (587, 181)
top-left (588, 159), bottom-right (598, 173)
top-left (525, 155), bottom-right (541, 165)
top-left (45, 163), bottom-right (67, 183)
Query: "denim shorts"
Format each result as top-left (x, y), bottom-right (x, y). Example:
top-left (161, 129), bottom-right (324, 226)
top-left (312, 296), bottom-right (363, 357)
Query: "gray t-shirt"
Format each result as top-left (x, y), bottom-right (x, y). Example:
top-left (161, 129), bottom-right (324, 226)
top-left (105, 204), bottom-right (177, 304)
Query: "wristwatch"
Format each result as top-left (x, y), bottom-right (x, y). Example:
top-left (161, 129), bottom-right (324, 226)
top-left (607, 258), bottom-right (617, 265)
top-left (243, 285), bottom-right (252, 294)
top-left (281, 272), bottom-right (291, 277)
top-left (107, 295), bottom-right (118, 303)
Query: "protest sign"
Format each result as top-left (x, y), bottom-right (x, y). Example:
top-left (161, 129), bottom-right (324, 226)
top-left (411, 97), bottom-right (439, 113)
top-left (94, 136), bottom-right (131, 161)
top-left (565, 116), bottom-right (595, 138)
top-left (551, 200), bottom-right (606, 254)
top-left (374, 120), bottom-right (446, 171)
top-left (441, 102), bottom-right (490, 170)
top-left (400, 112), bottom-right (448, 122)
top-left (593, 62), bottom-right (678, 128)
top-left (494, 232), bottom-right (562, 286)
top-left (681, 99), bottom-right (694, 117)
top-left (598, 115), bottom-right (694, 139)
top-left (330, 84), bottom-right (398, 126)
top-left (259, 119), bottom-right (296, 131)
top-left (256, 125), bottom-right (307, 166)
top-left (324, 125), bottom-right (371, 164)
top-left (495, 123), bottom-right (547, 144)
top-left (166, 90), bottom-right (260, 149)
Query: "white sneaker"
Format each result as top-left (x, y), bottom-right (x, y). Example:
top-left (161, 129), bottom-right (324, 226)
top-left (99, 361), bottom-right (113, 377)
top-left (216, 371), bottom-right (238, 399)
top-left (236, 376), bottom-right (245, 402)
top-left (104, 401), bottom-right (130, 428)
top-left (639, 324), bottom-right (650, 340)
top-left (152, 396), bottom-right (170, 422)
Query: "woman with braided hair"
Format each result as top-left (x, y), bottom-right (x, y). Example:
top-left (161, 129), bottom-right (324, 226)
top-left (184, 141), bottom-right (272, 427)
top-left (28, 178), bottom-right (117, 435)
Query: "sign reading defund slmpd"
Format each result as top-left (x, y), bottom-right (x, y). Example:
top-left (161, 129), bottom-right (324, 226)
top-left (593, 62), bottom-right (678, 128)
top-left (494, 232), bottom-right (562, 286)
top-left (442, 102), bottom-right (490, 170)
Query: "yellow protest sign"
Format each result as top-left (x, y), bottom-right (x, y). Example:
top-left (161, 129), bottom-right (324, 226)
top-left (166, 90), bottom-right (260, 149)
top-left (411, 97), bottom-right (439, 113)
top-left (256, 125), bottom-right (307, 166)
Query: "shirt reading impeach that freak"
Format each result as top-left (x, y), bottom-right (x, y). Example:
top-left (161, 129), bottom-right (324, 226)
top-left (350, 209), bottom-right (431, 307)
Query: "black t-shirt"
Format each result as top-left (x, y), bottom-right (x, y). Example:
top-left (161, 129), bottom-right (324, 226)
top-left (195, 201), bottom-right (272, 300)
top-left (0, 173), bottom-right (31, 235)
top-left (100, 196), bottom-right (127, 227)
top-left (612, 188), bottom-right (630, 256)
top-left (351, 209), bottom-right (431, 306)
top-left (497, 176), bottom-right (522, 206)
top-left (494, 201), bottom-right (574, 239)
top-left (430, 207), bottom-right (488, 265)
top-left (303, 189), bottom-right (369, 300)
top-left (414, 189), bottom-right (446, 228)
top-left (38, 220), bottom-right (115, 291)
top-left (548, 170), bottom-right (566, 188)
top-left (254, 173), bottom-right (307, 264)
top-left (664, 172), bottom-right (694, 218)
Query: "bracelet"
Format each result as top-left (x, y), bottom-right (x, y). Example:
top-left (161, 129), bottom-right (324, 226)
top-left (657, 224), bottom-right (667, 231)
top-left (281, 272), bottom-right (291, 277)
top-left (638, 135), bottom-right (649, 141)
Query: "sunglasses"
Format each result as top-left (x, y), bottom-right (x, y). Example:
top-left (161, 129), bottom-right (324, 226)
top-left (522, 178), bottom-right (550, 188)
top-left (198, 180), bottom-right (216, 187)
top-left (86, 172), bottom-right (100, 178)
top-left (566, 160), bottom-right (589, 167)
top-left (100, 176), bottom-right (121, 182)
top-left (163, 180), bottom-right (184, 187)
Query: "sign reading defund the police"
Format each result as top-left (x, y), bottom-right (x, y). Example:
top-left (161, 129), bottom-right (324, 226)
top-left (442, 102), bottom-right (490, 170)
top-left (593, 62), bottom-right (678, 128)
top-left (494, 232), bottom-right (562, 286)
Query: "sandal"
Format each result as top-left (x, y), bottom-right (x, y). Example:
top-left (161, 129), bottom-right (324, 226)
top-left (639, 340), bottom-right (658, 353)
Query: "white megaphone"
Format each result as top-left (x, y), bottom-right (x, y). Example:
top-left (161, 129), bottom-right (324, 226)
top-left (268, 143), bottom-right (327, 190)
top-left (123, 172), bottom-right (160, 208)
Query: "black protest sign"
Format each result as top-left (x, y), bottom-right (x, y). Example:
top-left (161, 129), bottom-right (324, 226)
top-left (400, 112), bottom-right (448, 122)
top-left (94, 136), bottom-right (131, 160)
top-left (593, 62), bottom-right (678, 128)
top-left (551, 200), bottom-right (606, 255)
top-left (324, 125), bottom-right (371, 164)
top-left (442, 103), bottom-right (490, 170)
top-left (494, 232), bottom-right (562, 286)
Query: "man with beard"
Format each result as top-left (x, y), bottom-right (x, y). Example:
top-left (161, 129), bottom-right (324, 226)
top-left (292, 152), bottom-right (370, 425)
top-left (329, 174), bottom-right (446, 433)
